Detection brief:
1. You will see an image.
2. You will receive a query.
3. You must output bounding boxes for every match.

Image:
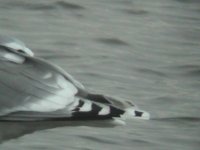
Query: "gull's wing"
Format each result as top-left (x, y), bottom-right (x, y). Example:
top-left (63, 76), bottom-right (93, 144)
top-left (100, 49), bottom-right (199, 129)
top-left (30, 57), bottom-right (88, 96)
top-left (0, 57), bottom-right (78, 116)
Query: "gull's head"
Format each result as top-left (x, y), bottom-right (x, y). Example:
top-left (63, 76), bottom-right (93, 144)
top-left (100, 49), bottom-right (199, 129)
top-left (0, 35), bottom-right (34, 57)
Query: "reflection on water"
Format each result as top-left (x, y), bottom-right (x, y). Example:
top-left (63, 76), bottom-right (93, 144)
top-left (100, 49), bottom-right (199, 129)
top-left (0, 0), bottom-right (200, 149)
top-left (0, 120), bottom-right (117, 143)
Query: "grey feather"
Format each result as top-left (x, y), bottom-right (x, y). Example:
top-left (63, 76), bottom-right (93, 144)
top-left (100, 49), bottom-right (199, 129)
top-left (0, 53), bottom-right (83, 116)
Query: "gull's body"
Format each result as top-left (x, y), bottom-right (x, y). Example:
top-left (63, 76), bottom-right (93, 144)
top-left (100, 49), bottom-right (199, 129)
top-left (0, 35), bottom-right (150, 122)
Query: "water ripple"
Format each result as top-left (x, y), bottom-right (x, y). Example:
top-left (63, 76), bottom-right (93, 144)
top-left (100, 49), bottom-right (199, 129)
top-left (0, 1), bottom-right (85, 11)
top-left (121, 9), bottom-right (148, 15)
top-left (56, 1), bottom-right (85, 10)
top-left (135, 68), bottom-right (167, 78)
top-left (95, 38), bottom-right (129, 46)
top-left (169, 65), bottom-right (200, 78)
top-left (40, 54), bottom-right (81, 60)
top-left (78, 135), bottom-right (119, 145)
top-left (130, 139), bottom-right (153, 145)
top-left (154, 117), bottom-right (200, 123)
top-left (175, 0), bottom-right (200, 3)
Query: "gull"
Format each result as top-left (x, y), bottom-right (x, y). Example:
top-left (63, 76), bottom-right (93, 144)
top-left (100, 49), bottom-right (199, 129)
top-left (0, 35), bottom-right (150, 122)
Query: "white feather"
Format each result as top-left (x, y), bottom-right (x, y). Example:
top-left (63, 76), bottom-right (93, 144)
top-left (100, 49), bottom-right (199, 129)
top-left (43, 72), bottom-right (52, 79)
top-left (4, 53), bottom-right (25, 64)
top-left (18, 75), bottom-right (78, 112)
top-left (120, 107), bottom-right (150, 120)
top-left (79, 101), bottom-right (92, 112)
top-left (98, 106), bottom-right (110, 115)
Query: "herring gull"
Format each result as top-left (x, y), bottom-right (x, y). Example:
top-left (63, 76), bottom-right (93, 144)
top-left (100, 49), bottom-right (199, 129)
top-left (0, 35), bottom-right (150, 122)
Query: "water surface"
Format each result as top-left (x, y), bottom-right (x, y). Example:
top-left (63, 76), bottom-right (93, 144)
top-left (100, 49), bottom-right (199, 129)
top-left (0, 0), bottom-right (200, 149)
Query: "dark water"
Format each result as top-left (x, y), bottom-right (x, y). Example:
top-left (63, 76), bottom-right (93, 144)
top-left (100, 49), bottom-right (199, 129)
top-left (0, 0), bottom-right (200, 149)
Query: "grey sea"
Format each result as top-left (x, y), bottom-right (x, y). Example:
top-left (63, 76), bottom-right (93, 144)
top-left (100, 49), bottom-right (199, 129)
top-left (0, 0), bottom-right (200, 149)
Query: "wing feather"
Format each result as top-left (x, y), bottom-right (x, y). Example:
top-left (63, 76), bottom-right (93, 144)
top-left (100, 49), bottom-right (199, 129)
top-left (0, 57), bottom-right (78, 116)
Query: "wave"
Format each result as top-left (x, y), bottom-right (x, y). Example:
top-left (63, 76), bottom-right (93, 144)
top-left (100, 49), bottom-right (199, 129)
top-left (0, 1), bottom-right (85, 11)
top-left (169, 65), bottom-right (200, 77)
top-left (153, 117), bottom-right (200, 122)
top-left (95, 38), bottom-right (130, 46)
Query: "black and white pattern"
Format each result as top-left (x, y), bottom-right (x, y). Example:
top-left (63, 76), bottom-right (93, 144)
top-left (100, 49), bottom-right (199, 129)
top-left (0, 35), bottom-right (150, 122)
